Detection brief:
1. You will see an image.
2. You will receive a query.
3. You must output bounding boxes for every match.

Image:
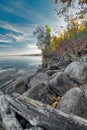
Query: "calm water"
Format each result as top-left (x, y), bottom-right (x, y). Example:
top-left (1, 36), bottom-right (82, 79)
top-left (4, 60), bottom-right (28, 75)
top-left (0, 56), bottom-right (42, 71)
top-left (0, 56), bottom-right (42, 86)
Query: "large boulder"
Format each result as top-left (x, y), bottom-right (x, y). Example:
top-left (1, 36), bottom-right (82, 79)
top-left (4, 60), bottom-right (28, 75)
top-left (57, 87), bottom-right (87, 119)
top-left (13, 77), bottom-right (28, 94)
top-left (47, 58), bottom-right (72, 71)
top-left (47, 62), bottom-right (59, 70)
top-left (0, 122), bottom-right (4, 130)
top-left (2, 77), bottom-right (27, 94)
top-left (46, 70), bottom-right (60, 76)
top-left (81, 84), bottom-right (87, 99)
top-left (28, 73), bottom-right (49, 88)
top-left (49, 72), bottom-right (77, 96)
top-left (77, 54), bottom-right (87, 62)
top-left (23, 84), bottom-right (54, 104)
top-left (58, 58), bottom-right (72, 69)
top-left (65, 61), bottom-right (87, 84)
top-left (27, 127), bottom-right (44, 130)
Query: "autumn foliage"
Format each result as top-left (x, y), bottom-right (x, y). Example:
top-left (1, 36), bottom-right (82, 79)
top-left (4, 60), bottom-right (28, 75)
top-left (51, 19), bottom-right (87, 59)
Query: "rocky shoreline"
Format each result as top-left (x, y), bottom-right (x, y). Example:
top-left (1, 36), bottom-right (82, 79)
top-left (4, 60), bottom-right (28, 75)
top-left (0, 55), bottom-right (87, 130)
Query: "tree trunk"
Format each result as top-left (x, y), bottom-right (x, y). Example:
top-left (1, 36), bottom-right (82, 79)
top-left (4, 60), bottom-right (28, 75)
top-left (0, 92), bottom-right (23, 130)
top-left (6, 93), bottom-right (87, 130)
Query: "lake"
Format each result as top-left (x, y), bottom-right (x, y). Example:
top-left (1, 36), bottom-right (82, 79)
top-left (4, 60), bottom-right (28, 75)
top-left (0, 56), bottom-right (42, 86)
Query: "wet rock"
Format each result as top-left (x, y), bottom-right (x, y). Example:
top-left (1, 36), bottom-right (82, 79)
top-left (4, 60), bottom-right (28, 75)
top-left (49, 72), bottom-right (77, 96)
top-left (65, 61), bottom-right (87, 84)
top-left (28, 73), bottom-right (49, 88)
top-left (57, 87), bottom-right (87, 119)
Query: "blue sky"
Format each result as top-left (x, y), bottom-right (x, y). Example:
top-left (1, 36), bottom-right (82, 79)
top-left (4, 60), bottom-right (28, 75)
top-left (0, 0), bottom-right (67, 55)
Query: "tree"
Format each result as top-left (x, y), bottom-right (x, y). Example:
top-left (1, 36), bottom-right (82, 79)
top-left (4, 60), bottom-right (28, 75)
top-left (33, 25), bottom-right (52, 61)
top-left (51, 36), bottom-right (59, 52)
top-left (33, 25), bottom-right (46, 50)
top-left (52, 0), bottom-right (87, 22)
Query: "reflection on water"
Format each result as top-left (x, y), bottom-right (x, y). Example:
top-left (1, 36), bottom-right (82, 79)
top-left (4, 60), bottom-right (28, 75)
top-left (0, 56), bottom-right (42, 71)
top-left (0, 56), bottom-right (42, 86)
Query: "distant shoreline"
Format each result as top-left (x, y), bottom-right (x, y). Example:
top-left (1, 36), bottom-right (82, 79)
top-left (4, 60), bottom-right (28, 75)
top-left (0, 54), bottom-right (42, 57)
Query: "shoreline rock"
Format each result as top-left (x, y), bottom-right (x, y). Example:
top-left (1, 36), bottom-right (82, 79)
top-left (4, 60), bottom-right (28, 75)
top-left (0, 55), bottom-right (87, 129)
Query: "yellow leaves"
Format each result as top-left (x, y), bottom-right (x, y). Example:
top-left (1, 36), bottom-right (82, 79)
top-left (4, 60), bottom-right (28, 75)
top-left (51, 96), bottom-right (61, 108)
top-left (64, 29), bottom-right (73, 39)
top-left (59, 32), bottom-right (64, 40)
top-left (50, 18), bottom-right (86, 55)
top-left (51, 32), bottom-right (64, 52)
top-left (51, 102), bottom-right (58, 108)
top-left (70, 17), bottom-right (78, 26)
top-left (78, 25), bottom-right (84, 32)
top-left (51, 36), bottom-right (59, 51)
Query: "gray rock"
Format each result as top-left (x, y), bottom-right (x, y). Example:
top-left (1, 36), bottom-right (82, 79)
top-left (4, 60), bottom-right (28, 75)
top-left (23, 84), bottom-right (55, 104)
top-left (0, 92), bottom-right (23, 130)
top-left (57, 87), bottom-right (87, 119)
top-left (58, 58), bottom-right (72, 69)
top-left (0, 122), bottom-right (4, 130)
top-left (24, 73), bottom-right (35, 86)
top-left (28, 127), bottom-right (44, 130)
top-left (4, 77), bottom-right (27, 94)
top-left (28, 73), bottom-right (49, 88)
top-left (47, 62), bottom-right (59, 70)
top-left (49, 72), bottom-right (77, 96)
top-left (77, 55), bottom-right (87, 62)
top-left (50, 56), bottom-right (59, 62)
top-left (42, 62), bottom-right (48, 68)
top-left (46, 70), bottom-right (60, 76)
top-left (6, 93), bottom-right (87, 130)
top-left (47, 58), bottom-right (72, 70)
top-left (47, 56), bottom-right (59, 70)
top-left (65, 61), bottom-right (87, 84)
top-left (81, 84), bottom-right (87, 99)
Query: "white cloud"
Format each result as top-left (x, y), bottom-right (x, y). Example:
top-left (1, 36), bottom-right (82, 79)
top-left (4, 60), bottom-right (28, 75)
top-left (27, 44), bottom-right (38, 49)
top-left (0, 21), bottom-right (35, 44)
top-left (0, 21), bottom-right (20, 33)
top-left (0, 34), bottom-right (13, 43)
top-left (0, 39), bottom-right (12, 43)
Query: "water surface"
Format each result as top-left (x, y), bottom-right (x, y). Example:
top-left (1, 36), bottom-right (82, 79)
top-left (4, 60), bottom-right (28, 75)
top-left (0, 56), bottom-right (42, 86)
